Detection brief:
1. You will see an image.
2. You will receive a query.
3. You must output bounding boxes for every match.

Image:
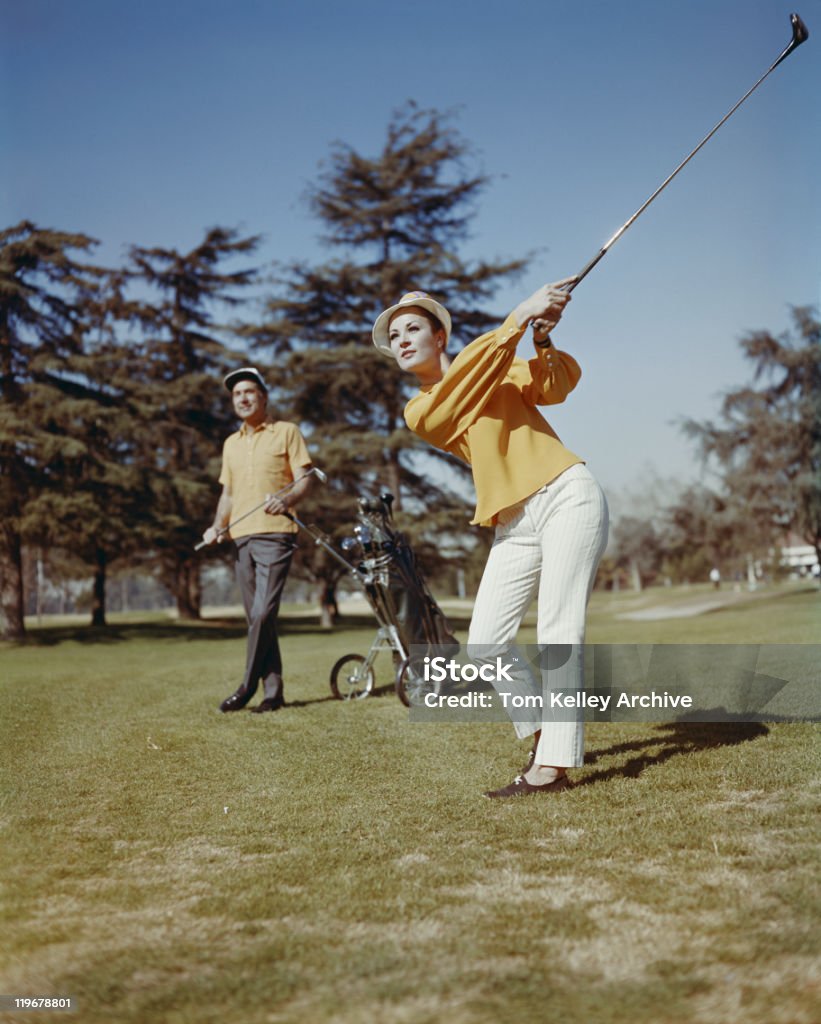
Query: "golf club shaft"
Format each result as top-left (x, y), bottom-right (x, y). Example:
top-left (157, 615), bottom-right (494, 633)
top-left (284, 512), bottom-right (366, 579)
top-left (194, 466), bottom-right (326, 551)
top-left (566, 13), bottom-right (809, 293)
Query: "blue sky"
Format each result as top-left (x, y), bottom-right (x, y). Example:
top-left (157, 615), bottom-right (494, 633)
top-left (2, 0), bottom-right (819, 500)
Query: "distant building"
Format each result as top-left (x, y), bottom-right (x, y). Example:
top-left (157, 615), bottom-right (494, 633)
top-left (779, 532), bottom-right (820, 577)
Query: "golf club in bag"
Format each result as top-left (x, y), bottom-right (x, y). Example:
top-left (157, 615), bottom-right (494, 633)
top-left (287, 491), bottom-right (459, 706)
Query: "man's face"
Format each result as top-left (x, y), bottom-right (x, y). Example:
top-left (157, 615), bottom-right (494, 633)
top-left (232, 381), bottom-right (266, 425)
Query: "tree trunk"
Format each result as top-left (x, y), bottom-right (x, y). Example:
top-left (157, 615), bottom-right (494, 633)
top-left (0, 524), bottom-right (25, 640)
top-left (188, 564), bottom-right (202, 618)
top-left (318, 580), bottom-right (338, 630)
top-left (176, 559), bottom-right (201, 620)
top-left (36, 551), bottom-right (45, 623)
top-left (385, 450), bottom-right (402, 510)
top-left (91, 547), bottom-right (107, 626)
top-left (630, 558), bottom-right (642, 593)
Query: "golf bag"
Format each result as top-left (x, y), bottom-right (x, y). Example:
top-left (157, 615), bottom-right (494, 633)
top-left (291, 491), bottom-right (458, 705)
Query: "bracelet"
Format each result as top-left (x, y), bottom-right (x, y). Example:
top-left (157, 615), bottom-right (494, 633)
top-left (534, 335), bottom-right (553, 349)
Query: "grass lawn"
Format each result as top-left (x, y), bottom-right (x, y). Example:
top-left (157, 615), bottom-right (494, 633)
top-left (1, 584), bottom-right (819, 1023)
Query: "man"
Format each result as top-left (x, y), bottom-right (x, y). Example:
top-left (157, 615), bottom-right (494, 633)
top-left (202, 367), bottom-right (313, 713)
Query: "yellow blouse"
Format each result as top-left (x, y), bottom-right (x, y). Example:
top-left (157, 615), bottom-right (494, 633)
top-left (404, 311), bottom-right (583, 526)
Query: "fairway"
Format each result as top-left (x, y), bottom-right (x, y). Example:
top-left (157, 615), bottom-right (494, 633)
top-left (1, 584), bottom-right (819, 1024)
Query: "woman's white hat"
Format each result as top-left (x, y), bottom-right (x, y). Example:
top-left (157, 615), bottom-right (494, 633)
top-left (372, 291), bottom-right (452, 357)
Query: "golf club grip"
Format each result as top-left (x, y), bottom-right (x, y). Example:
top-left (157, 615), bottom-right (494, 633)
top-left (566, 249), bottom-right (608, 293)
top-left (194, 539), bottom-right (208, 551)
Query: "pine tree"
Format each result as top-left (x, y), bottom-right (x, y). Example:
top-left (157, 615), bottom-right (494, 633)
top-left (121, 227), bottom-right (261, 618)
top-left (683, 305), bottom-right (821, 569)
top-left (247, 103), bottom-right (527, 603)
top-left (0, 222), bottom-right (103, 639)
top-left (22, 322), bottom-right (152, 627)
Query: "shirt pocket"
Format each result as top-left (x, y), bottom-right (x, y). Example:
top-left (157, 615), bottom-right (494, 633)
top-left (258, 443), bottom-right (290, 483)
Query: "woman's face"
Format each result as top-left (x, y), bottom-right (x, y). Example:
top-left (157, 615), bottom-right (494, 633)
top-left (388, 307), bottom-right (445, 384)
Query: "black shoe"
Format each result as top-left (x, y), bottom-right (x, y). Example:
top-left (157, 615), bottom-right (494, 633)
top-left (219, 689), bottom-right (253, 713)
top-left (484, 774), bottom-right (571, 799)
top-left (250, 697), bottom-right (284, 713)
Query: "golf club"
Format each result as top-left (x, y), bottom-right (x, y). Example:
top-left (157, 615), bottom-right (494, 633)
top-left (194, 466), bottom-right (328, 550)
top-left (565, 12), bottom-right (809, 293)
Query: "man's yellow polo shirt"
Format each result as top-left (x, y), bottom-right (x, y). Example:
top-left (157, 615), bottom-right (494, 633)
top-left (219, 419), bottom-right (311, 538)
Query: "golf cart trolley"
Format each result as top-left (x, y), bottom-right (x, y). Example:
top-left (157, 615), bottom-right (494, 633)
top-left (289, 491), bottom-right (459, 706)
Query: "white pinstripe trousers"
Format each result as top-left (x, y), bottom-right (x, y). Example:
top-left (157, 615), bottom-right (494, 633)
top-left (467, 463), bottom-right (609, 767)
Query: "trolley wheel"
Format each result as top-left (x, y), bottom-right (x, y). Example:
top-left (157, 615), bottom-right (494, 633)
top-left (330, 654), bottom-right (375, 701)
top-left (395, 656), bottom-right (439, 708)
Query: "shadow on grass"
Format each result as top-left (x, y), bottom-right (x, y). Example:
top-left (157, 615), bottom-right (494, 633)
top-left (579, 718), bottom-right (769, 786)
top-left (19, 612), bottom-right (450, 647)
top-left (286, 681), bottom-right (398, 708)
top-left (21, 621), bottom-right (248, 646)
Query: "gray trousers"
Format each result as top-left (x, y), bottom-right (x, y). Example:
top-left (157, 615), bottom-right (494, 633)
top-left (235, 534), bottom-right (296, 700)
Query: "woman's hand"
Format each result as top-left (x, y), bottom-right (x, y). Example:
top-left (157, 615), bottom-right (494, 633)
top-left (532, 318), bottom-right (552, 345)
top-left (514, 277), bottom-right (577, 332)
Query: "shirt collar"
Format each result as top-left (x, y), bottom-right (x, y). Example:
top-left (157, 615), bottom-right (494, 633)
top-left (239, 416), bottom-right (275, 437)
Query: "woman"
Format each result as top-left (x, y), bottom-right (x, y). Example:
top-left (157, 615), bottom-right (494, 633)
top-left (372, 282), bottom-right (608, 797)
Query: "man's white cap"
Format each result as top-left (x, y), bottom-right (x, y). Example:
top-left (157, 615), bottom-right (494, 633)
top-left (224, 367), bottom-right (268, 393)
top-left (372, 291), bottom-right (452, 357)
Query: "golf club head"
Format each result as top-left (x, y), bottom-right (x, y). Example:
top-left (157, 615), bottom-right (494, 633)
top-left (380, 491), bottom-right (395, 518)
top-left (774, 12), bottom-right (810, 68)
top-left (312, 467), bottom-right (328, 484)
top-left (790, 13), bottom-right (809, 48)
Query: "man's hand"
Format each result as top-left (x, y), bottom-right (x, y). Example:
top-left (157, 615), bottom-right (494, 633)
top-left (263, 493), bottom-right (290, 516)
top-left (264, 466), bottom-right (315, 516)
top-left (202, 526), bottom-right (228, 546)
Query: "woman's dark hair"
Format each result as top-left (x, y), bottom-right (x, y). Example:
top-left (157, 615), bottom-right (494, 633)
top-left (391, 306), bottom-right (445, 338)
top-left (420, 310), bottom-right (445, 336)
